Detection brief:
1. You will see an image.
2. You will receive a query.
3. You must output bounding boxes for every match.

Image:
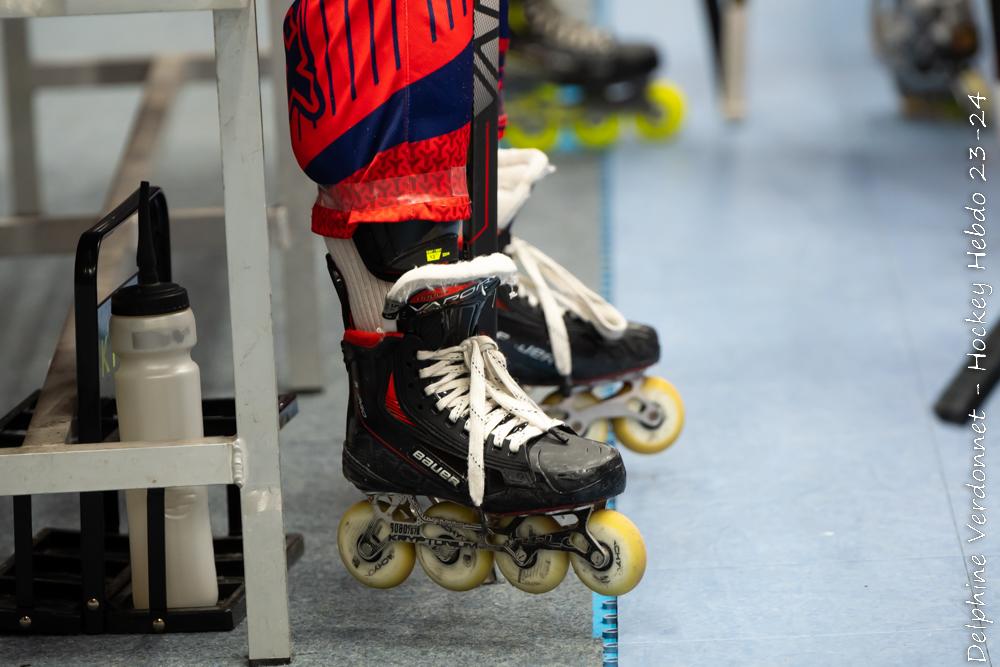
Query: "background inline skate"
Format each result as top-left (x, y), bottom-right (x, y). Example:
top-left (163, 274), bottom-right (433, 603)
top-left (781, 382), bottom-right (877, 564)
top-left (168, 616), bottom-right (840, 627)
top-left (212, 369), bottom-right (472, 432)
top-left (324, 224), bottom-right (646, 596)
top-left (872, 0), bottom-right (989, 118)
top-left (502, 0), bottom-right (686, 151)
top-left (495, 148), bottom-right (685, 454)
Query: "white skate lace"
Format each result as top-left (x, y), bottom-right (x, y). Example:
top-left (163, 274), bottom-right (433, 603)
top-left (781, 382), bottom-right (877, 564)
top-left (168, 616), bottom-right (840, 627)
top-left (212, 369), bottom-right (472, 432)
top-left (526, 0), bottom-right (613, 52)
top-left (417, 335), bottom-right (562, 507)
top-left (506, 237), bottom-right (627, 378)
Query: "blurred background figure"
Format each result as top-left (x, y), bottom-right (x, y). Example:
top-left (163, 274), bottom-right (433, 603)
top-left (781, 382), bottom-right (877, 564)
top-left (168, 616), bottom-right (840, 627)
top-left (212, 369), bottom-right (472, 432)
top-left (502, 0), bottom-right (686, 151)
top-left (872, 0), bottom-right (989, 117)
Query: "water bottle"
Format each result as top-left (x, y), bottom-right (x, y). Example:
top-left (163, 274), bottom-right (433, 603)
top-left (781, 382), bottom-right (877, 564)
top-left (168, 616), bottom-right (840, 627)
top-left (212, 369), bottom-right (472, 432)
top-left (110, 182), bottom-right (218, 609)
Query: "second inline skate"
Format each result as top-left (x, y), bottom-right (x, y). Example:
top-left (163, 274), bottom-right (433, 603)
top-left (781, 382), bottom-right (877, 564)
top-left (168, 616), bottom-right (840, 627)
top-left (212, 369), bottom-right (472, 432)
top-left (495, 148), bottom-right (686, 454)
top-left (502, 0), bottom-right (686, 150)
top-left (872, 0), bottom-right (989, 118)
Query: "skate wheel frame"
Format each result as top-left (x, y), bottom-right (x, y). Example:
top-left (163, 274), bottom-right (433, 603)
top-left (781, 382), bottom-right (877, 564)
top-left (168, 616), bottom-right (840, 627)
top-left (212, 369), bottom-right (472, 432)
top-left (337, 500), bottom-right (415, 589)
top-left (542, 376), bottom-right (685, 454)
top-left (570, 509), bottom-right (646, 596)
top-left (612, 376), bottom-right (685, 454)
top-left (417, 502), bottom-right (494, 591)
top-left (494, 515), bottom-right (569, 594)
top-left (541, 391), bottom-right (610, 441)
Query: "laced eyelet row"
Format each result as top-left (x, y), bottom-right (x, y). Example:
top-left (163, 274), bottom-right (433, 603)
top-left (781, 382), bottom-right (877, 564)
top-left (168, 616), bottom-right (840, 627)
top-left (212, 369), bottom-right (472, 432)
top-left (415, 335), bottom-right (561, 505)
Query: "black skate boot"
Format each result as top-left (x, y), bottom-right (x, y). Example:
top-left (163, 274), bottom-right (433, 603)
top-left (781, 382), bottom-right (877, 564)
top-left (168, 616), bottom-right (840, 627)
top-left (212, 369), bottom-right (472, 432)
top-left (872, 0), bottom-right (988, 118)
top-left (509, 0), bottom-right (658, 86)
top-left (503, 0), bottom-right (685, 149)
top-left (325, 227), bottom-right (646, 596)
top-left (494, 148), bottom-right (685, 454)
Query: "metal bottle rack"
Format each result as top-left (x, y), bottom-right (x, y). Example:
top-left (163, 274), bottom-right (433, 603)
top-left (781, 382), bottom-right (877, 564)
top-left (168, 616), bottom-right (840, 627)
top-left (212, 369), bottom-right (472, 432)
top-left (0, 185), bottom-right (303, 637)
top-left (0, 4), bottom-right (296, 661)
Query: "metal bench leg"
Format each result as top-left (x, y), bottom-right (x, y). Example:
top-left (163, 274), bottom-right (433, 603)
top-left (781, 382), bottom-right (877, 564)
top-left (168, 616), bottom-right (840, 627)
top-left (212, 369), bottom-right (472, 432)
top-left (269, 0), bottom-right (325, 393)
top-left (3, 18), bottom-right (40, 214)
top-left (213, 3), bottom-right (291, 664)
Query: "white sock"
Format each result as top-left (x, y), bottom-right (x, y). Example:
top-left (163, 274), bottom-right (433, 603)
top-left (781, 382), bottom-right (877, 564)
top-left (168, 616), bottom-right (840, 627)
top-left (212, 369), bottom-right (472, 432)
top-left (324, 236), bottom-right (395, 332)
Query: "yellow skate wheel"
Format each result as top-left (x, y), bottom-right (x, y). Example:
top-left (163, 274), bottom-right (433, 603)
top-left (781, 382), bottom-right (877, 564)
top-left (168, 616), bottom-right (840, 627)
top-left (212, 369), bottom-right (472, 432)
top-left (635, 81), bottom-right (686, 141)
top-left (505, 84), bottom-right (561, 151)
top-left (494, 515), bottom-right (569, 594)
top-left (417, 502), bottom-right (493, 591)
top-left (505, 120), bottom-right (560, 152)
top-left (338, 500), bottom-right (415, 589)
top-left (573, 113), bottom-right (621, 149)
top-left (541, 391), bottom-right (610, 441)
top-left (612, 376), bottom-right (685, 454)
top-left (570, 509), bottom-right (646, 596)
top-left (957, 70), bottom-right (991, 114)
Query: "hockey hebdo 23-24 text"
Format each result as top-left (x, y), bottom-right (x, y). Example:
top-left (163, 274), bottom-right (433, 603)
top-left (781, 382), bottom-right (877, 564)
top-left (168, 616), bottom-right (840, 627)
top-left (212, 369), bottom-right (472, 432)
top-left (965, 90), bottom-right (990, 664)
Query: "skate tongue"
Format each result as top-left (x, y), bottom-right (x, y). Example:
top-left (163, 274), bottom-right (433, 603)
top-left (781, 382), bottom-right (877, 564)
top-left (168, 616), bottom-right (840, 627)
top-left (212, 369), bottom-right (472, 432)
top-left (383, 254), bottom-right (518, 349)
top-left (399, 276), bottom-right (502, 348)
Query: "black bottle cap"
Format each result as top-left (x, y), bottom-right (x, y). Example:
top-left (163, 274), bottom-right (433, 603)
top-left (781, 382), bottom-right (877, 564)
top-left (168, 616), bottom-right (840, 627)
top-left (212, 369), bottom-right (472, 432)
top-left (111, 281), bottom-right (190, 317)
top-left (111, 181), bottom-right (190, 317)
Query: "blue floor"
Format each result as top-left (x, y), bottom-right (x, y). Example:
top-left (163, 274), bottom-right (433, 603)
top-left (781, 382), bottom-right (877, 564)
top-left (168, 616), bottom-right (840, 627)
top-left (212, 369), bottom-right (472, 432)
top-left (605, 1), bottom-right (998, 665)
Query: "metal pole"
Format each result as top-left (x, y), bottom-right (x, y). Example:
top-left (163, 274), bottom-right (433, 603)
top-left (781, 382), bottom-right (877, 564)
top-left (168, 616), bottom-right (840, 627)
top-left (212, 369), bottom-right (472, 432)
top-left (2, 19), bottom-right (40, 214)
top-left (213, 3), bottom-right (291, 662)
top-left (269, 0), bottom-right (325, 393)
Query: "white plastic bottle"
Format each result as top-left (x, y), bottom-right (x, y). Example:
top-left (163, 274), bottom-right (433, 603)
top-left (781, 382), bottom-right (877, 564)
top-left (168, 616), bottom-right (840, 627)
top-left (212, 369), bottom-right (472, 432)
top-left (110, 183), bottom-right (218, 609)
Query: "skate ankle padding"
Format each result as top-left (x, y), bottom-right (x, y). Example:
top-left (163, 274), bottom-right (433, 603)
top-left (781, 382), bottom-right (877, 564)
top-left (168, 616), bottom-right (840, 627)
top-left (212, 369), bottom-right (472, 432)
top-left (352, 220), bottom-right (461, 282)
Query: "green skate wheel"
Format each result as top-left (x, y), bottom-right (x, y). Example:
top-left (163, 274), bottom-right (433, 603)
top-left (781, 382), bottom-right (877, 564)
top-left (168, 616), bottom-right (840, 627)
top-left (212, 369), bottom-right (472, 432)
top-left (635, 81), bottom-right (686, 141)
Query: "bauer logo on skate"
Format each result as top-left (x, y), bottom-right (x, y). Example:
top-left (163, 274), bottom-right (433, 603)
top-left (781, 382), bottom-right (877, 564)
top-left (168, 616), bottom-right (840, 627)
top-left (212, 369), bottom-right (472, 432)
top-left (413, 450), bottom-right (462, 487)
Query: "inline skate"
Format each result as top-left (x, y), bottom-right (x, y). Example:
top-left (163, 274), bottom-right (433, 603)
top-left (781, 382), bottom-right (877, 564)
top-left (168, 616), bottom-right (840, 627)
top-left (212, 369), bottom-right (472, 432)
top-left (503, 0), bottom-right (686, 150)
top-left (495, 148), bottom-right (685, 454)
top-left (872, 0), bottom-right (989, 118)
top-left (324, 222), bottom-right (646, 595)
